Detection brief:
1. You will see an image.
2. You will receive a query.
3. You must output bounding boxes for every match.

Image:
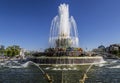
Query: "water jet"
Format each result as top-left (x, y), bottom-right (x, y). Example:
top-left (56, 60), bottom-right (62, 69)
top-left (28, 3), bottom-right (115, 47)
top-left (28, 3), bottom-right (104, 65)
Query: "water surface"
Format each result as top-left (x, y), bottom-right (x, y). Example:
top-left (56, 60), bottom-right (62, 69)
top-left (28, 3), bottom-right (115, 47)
top-left (0, 59), bottom-right (120, 83)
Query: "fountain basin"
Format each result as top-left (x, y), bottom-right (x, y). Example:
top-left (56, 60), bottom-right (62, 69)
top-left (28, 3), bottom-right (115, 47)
top-left (27, 56), bottom-right (104, 65)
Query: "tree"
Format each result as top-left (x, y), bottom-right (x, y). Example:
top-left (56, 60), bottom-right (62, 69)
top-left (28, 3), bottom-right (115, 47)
top-left (6, 45), bottom-right (21, 57)
top-left (6, 48), bottom-right (12, 57)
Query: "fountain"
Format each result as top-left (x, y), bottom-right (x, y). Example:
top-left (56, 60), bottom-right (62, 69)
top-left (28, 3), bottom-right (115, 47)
top-left (20, 48), bottom-right (25, 59)
top-left (0, 3), bottom-right (120, 83)
top-left (49, 3), bottom-right (79, 48)
top-left (28, 3), bottom-right (104, 65)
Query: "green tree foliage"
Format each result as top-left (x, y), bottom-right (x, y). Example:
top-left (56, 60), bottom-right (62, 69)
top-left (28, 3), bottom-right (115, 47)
top-left (6, 45), bottom-right (21, 57)
top-left (111, 50), bottom-right (119, 55)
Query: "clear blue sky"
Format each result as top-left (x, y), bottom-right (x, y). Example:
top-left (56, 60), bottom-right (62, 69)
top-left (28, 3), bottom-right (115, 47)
top-left (0, 0), bottom-right (120, 50)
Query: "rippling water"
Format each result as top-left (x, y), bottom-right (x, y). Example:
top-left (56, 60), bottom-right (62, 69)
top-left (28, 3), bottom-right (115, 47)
top-left (0, 59), bottom-right (120, 83)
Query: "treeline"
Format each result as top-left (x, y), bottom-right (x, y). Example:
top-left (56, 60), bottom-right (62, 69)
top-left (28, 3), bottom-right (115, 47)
top-left (0, 45), bottom-right (21, 57)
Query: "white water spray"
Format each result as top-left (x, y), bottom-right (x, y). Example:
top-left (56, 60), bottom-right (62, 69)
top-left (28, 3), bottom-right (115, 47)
top-left (49, 3), bottom-right (79, 48)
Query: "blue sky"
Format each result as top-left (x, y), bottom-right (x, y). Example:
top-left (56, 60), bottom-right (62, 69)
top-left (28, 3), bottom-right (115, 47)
top-left (0, 0), bottom-right (120, 50)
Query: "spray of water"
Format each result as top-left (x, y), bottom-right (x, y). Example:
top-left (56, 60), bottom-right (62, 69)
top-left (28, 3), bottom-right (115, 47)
top-left (22, 61), bottom-right (45, 74)
top-left (49, 3), bottom-right (79, 48)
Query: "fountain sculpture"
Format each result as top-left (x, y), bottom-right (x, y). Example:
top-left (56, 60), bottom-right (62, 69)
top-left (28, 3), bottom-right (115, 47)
top-left (28, 3), bottom-right (103, 65)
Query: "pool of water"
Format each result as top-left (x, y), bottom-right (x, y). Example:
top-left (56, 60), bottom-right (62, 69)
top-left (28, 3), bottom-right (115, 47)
top-left (0, 59), bottom-right (120, 83)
